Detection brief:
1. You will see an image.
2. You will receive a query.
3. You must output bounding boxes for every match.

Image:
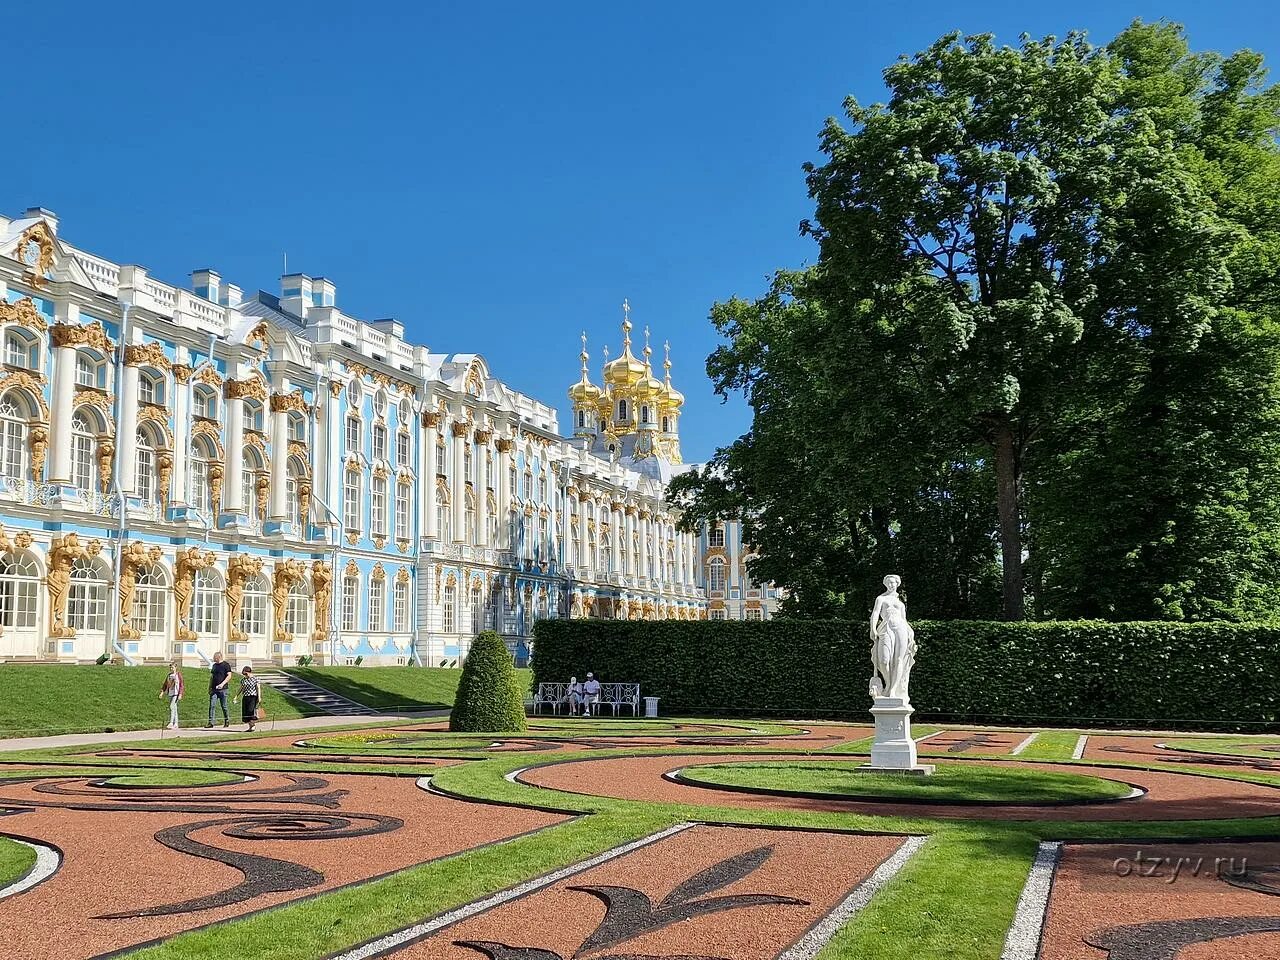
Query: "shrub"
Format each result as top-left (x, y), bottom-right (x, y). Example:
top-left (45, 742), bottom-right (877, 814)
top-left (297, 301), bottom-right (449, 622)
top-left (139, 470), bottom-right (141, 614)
top-left (532, 619), bottom-right (1280, 730)
top-left (450, 631), bottom-right (529, 732)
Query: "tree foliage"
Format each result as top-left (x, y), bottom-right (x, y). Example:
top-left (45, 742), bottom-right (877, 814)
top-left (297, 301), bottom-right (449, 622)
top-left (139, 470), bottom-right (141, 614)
top-left (449, 631), bottom-right (528, 733)
top-left (670, 21), bottom-right (1280, 622)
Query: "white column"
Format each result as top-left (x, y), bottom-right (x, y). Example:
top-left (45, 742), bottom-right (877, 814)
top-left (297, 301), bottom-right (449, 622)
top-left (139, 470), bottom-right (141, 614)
top-left (224, 395), bottom-right (244, 512)
top-left (639, 512), bottom-right (650, 583)
top-left (623, 507), bottom-right (635, 577)
top-left (119, 364), bottom-right (140, 493)
top-left (450, 421), bottom-right (466, 541)
top-left (322, 384), bottom-right (340, 527)
top-left (269, 402), bottom-right (288, 519)
top-left (476, 431), bottom-right (490, 546)
top-left (497, 439), bottom-right (512, 548)
top-left (576, 491), bottom-right (588, 575)
top-left (423, 413), bottom-right (439, 539)
top-left (560, 483), bottom-right (572, 565)
top-left (171, 371), bottom-right (190, 505)
top-left (546, 464), bottom-right (558, 560)
top-left (49, 344), bottom-right (76, 484)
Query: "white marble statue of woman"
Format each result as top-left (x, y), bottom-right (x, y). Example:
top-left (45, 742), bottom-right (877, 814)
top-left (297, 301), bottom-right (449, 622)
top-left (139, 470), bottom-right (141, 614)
top-left (869, 574), bottom-right (916, 703)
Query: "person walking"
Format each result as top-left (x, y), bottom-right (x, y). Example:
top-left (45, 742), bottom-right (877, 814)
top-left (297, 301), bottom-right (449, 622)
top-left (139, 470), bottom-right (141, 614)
top-left (159, 660), bottom-right (184, 730)
top-left (207, 652), bottom-right (232, 728)
top-left (233, 666), bottom-right (262, 732)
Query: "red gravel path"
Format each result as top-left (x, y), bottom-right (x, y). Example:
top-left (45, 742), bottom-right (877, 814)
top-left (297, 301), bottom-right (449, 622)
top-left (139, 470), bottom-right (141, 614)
top-left (388, 824), bottom-right (906, 959)
top-left (516, 754), bottom-right (1280, 821)
top-left (0, 772), bottom-right (564, 960)
top-left (1042, 840), bottom-right (1280, 959)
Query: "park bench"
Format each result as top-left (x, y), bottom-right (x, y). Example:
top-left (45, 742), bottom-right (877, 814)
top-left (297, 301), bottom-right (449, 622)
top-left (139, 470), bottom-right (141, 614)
top-left (532, 681), bottom-right (642, 716)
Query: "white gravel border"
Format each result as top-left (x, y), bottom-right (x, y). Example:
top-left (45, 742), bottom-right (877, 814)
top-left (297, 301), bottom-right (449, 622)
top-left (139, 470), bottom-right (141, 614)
top-left (1010, 733), bottom-right (1039, 756)
top-left (0, 837), bottom-right (61, 901)
top-left (777, 834), bottom-right (928, 960)
top-left (1071, 735), bottom-right (1089, 760)
top-left (1000, 840), bottom-right (1062, 960)
top-left (914, 730), bottom-right (943, 743)
top-left (327, 822), bottom-right (695, 960)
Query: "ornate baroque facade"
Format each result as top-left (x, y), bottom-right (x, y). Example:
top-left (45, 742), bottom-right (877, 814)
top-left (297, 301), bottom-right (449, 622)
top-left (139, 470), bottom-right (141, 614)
top-left (697, 519), bottom-right (785, 621)
top-left (0, 208), bottom-right (705, 667)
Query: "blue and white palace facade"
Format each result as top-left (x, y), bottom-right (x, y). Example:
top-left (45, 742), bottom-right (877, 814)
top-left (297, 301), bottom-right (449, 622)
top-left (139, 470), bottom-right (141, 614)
top-left (0, 208), bottom-right (705, 667)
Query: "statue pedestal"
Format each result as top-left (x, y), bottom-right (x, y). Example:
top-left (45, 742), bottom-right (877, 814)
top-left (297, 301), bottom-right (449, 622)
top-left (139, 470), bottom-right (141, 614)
top-left (862, 697), bottom-right (934, 775)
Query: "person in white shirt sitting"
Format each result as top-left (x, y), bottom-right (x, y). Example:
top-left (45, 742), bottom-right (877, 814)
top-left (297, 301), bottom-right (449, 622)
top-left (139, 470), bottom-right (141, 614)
top-left (582, 672), bottom-right (602, 717)
top-left (566, 676), bottom-right (584, 716)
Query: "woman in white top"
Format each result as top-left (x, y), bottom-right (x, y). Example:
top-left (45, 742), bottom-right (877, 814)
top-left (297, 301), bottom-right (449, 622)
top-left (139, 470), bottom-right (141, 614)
top-left (159, 661), bottom-right (184, 730)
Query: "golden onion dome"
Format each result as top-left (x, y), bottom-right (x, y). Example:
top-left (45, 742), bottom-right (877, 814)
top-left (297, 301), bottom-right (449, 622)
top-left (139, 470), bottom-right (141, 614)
top-left (567, 333), bottom-right (602, 404)
top-left (602, 302), bottom-right (647, 388)
top-left (635, 343), bottom-right (664, 404)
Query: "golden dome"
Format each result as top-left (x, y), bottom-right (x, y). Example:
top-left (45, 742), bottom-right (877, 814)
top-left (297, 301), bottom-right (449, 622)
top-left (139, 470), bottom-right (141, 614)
top-left (634, 335), bottom-right (664, 404)
top-left (602, 301), bottom-right (647, 388)
top-left (660, 342), bottom-right (685, 410)
top-left (568, 333), bottom-right (602, 404)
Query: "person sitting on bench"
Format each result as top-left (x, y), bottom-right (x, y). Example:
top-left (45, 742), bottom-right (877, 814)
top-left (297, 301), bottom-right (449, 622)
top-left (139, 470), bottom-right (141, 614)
top-left (566, 676), bottom-right (584, 716)
top-left (582, 672), bottom-right (602, 717)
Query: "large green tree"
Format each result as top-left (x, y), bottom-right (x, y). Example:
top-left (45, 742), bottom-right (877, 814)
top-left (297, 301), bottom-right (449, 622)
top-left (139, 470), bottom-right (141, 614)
top-left (673, 21), bottom-right (1280, 622)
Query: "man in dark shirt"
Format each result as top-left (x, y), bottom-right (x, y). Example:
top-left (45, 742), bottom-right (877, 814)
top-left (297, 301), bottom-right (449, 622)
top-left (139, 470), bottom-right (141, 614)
top-left (207, 652), bottom-right (232, 728)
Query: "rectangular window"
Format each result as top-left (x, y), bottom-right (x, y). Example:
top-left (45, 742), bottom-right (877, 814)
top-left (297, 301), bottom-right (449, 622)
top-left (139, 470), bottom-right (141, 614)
top-left (192, 583), bottom-right (221, 635)
top-left (69, 579), bottom-right (107, 632)
top-left (436, 442), bottom-right (446, 476)
top-left (369, 577), bottom-right (385, 631)
top-left (284, 594), bottom-right (310, 636)
top-left (709, 526), bottom-right (726, 548)
top-left (371, 476), bottom-right (387, 536)
top-left (710, 609), bottom-right (727, 621)
top-left (442, 586), bottom-right (455, 632)
top-left (136, 448), bottom-right (155, 502)
top-left (240, 592), bottom-right (267, 636)
top-left (75, 356), bottom-right (98, 387)
top-left (393, 581), bottom-right (409, 632)
top-left (345, 416), bottom-right (361, 455)
top-left (372, 424), bottom-right (387, 462)
top-left (72, 434), bottom-right (93, 491)
top-left (396, 431), bottom-right (410, 467)
top-left (395, 484), bottom-right (410, 539)
top-left (343, 471), bottom-right (361, 532)
top-left (745, 607), bottom-right (763, 621)
top-left (341, 576), bottom-right (358, 631)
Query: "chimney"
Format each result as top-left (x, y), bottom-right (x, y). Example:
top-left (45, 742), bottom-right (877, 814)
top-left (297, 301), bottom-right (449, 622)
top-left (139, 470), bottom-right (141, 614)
top-left (191, 268), bottom-right (220, 304)
top-left (23, 207), bottom-right (58, 235)
top-left (280, 272), bottom-right (312, 318)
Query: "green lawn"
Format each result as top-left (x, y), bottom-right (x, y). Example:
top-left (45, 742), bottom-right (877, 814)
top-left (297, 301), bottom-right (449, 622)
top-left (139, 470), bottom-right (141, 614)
top-left (0, 836), bottom-right (36, 890)
top-left (677, 760), bottom-right (1136, 804)
top-left (1162, 735), bottom-right (1280, 759)
top-left (0, 664), bottom-right (317, 738)
top-left (1014, 729), bottom-right (1087, 761)
top-left (287, 665), bottom-right (532, 711)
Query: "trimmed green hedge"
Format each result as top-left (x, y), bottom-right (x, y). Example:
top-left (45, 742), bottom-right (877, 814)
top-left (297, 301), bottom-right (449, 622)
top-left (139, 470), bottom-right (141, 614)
top-left (532, 619), bottom-right (1280, 729)
top-left (450, 631), bottom-right (528, 733)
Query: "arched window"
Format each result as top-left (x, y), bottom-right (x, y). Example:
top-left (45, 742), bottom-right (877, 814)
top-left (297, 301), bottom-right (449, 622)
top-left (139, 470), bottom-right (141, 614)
top-left (437, 484), bottom-right (451, 542)
top-left (577, 410), bottom-right (585, 429)
top-left (537, 474), bottom-right (546, 503)
top-left (71, 410), bottom-right (99, 493)
top-left (243, 398), bottom-right (265, 433)
top-left (130, 563), bottom-right (168, 636)
top-left (191, 567), bottom-right (222, 637)
top-left (76, 351), bottom-right (106, 388)
top-left (239, 573), bottom-right (269, 637)
top-left (435, 439), bottom-right (446, 476)
top-left (618, 398), bottom-right (628, 421)
top-left (641, 405), bottom-right (650, 424)
top-left (373, 390), bottom-right (387, 419)
top-left (369, 575), bottom-right (386, 631)
top-left (571, 525), bottom-right (582, 569)
top-left (372, 423), bottom-right (388, 462)
top-left (470, 581), bottom-right (483, 634)
top-left (662, 416), bottom-right (670, 432)
top-left (586, 524), bottom-right (598, 577)
top-left (68, 556), bottom-right (109, 632)
top-left (371, 474), bottom-right (388, 537)
top-left (343, 469), bottom-right (361, 532)
top-left (189, 436), bottom-right (217, 515)
top-left (138, 370), bottom-right (165, 405)
top-left (707, 557), bottom-right (726, 593)
top-left (4, 329), bottom-right (38, 369)
top-left (193, 385), bottom-right (218, 419)
top-left (442, 580), bottom-right (456, 633)
top-left (393, 578), bottom-right (409, 632)
top-left (287, 412), bottom-right (305, 442)
top-left (486, 493), bottom-right (498, 545)
top-left (341, 571), bottom-right (358, 631)
top-left (135, 425), bottom-right (159, 502)
top-left (0, 390), bottom-right (32, 480)
top-left (601, 531), bottom-right (612, 574)
top-left (345, 415), bottom-right (361, 455)
top-left (242, 448), bottom-right (265, 520)
top-left (284, 578), bottom-right (312, 638)
top-left (464, 489), bottom-right (477, 543)
top-left (0, 550), bottom-right (39, 632)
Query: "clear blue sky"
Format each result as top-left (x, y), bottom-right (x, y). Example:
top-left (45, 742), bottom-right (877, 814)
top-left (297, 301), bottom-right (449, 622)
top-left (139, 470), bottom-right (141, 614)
top-left (6, 1), bottom-right (1277, 462)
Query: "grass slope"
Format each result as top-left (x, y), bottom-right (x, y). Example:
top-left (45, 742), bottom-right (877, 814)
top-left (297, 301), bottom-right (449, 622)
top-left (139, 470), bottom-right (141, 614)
top-left (0, 665), bottom-right (316, 738)
top-left (0, 836), bottom-right (37, 889)
top-left (287, 665), bottom-right (533, 711)
top-left (679, 760), bottom-right (1135, 803)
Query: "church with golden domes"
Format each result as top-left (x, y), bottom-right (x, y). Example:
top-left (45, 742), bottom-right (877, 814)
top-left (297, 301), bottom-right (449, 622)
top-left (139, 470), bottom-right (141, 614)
top-left (567, 300), bottom-right (684, 482)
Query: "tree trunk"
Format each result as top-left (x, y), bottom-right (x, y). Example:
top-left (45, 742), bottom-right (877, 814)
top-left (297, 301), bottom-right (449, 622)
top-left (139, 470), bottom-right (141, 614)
top-left (993, 422), bottom-right (1025, 620)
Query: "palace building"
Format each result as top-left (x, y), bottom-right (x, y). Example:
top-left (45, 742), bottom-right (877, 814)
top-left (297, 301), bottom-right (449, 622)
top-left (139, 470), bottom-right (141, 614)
top-left (0, 208), bottom-right (705, 667)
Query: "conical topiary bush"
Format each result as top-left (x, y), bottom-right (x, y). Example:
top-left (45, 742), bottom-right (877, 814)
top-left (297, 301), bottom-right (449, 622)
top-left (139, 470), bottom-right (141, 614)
top-left (449, 631), bottom-right (529, 732)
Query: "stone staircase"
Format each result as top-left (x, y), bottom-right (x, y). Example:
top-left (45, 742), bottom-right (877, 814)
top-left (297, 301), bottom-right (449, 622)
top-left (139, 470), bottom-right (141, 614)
top-left (258, 672), bottom-right (380, 717)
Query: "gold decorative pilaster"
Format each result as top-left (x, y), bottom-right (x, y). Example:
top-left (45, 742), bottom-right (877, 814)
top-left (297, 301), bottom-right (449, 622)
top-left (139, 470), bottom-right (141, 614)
top-left (173, 546), bottom-right (215, 642)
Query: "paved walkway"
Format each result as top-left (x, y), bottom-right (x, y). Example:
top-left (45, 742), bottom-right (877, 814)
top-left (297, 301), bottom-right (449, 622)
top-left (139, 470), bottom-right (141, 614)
top-left (0, 710), bottom-right (447, 753)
